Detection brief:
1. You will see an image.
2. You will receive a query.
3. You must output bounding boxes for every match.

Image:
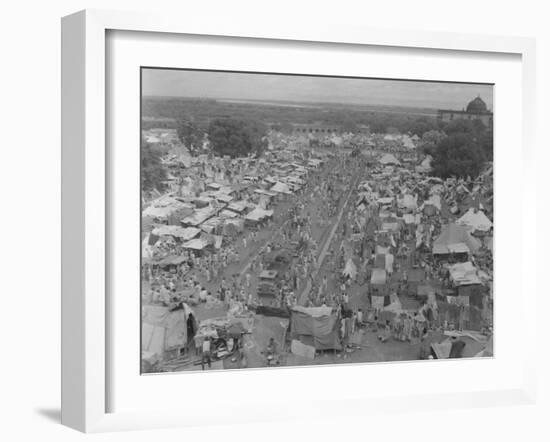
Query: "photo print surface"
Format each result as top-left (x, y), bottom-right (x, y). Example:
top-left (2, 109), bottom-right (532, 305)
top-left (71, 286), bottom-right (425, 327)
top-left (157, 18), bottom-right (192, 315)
top-left (140, 68), bottom-right (494, 373)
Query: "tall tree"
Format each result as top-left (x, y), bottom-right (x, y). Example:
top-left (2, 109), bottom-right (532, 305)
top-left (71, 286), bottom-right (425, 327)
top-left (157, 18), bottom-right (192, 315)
top-left (432, 133), bottom-right (485, 178)
top-left (141, 137), bottom-right (166, 193)
top-left (407, 117), bottom-right (439, 137)
top-left (207, 118), bottom-right (267, 158)
top-left (176, 115), bottom-right (205, 154)
top-left (418, 130), bottom-right (447, 156)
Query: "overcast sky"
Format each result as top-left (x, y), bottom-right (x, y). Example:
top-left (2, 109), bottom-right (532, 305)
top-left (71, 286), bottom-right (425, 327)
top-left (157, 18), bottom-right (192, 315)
top-left (142, 68), bottom-right (493, 110)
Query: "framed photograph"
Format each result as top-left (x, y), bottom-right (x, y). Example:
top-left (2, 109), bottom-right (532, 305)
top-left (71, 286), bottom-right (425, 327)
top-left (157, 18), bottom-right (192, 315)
top-left (61, 9), bottom-right (537, 432)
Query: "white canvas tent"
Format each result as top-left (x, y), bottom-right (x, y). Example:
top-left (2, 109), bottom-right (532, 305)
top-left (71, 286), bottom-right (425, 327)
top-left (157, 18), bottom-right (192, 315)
top-left (245, 207), bottom-right (274, 222)
top-left (142, 305), bottom-right (192, 364)
top-left (151, 225), bottom-right (201, 241)
top-left (342, 258), bottom-right (357, 279)
top-left (448, 261), bottom-right (482, 286)
top-left (432, 223), bottom-right (482, 255)
top-left (457, 208), bottom-right (493, 233)
top-left (398, 194), bottom-right (418, 210)
top-left (379, 153), bottom-right (400, 165)
top-left (270, 182), bottom-right (292, 194)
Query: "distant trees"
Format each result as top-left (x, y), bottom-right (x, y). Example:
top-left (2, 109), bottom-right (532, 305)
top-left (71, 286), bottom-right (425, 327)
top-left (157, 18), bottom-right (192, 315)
top-left (338, 117), bottom-right (359, 133)
top-left (432, 133), bottom-right (486, 178)
top-left (141, 137), bottom-right (166, 192)
top-left (429, 118), bottom-right (493, 179)
top-left (271, 122), bottom-right (294, 134)
top-left (442, 118), bottom-right (486, 137)
top-left (369, 121), bottom-right (387, 134)
top-left (176, 115), bottom-right (205, 154)
top-left (208, 118), bottom-right (268, 158)
top-left (418, 130), bottom-right (447, 156)
top-left (407, 117), bottom-right (440, 137)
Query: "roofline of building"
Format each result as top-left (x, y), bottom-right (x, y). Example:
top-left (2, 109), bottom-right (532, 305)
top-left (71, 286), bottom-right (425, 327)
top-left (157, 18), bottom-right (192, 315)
top-left (437, 109), bottom-right (493, 115)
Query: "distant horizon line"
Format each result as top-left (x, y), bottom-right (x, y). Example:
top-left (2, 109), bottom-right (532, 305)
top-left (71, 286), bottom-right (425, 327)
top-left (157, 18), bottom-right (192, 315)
top-left (140, 95), bottom-right (454, 111)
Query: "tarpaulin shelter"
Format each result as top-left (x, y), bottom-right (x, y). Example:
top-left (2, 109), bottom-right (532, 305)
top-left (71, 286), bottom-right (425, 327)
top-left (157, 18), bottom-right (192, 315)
top-left (422, 194), bottom-right (441, 213)
top-left (182, 237), bottom-right (209, 251)
top-left (379, 153), bottom-right (400, 165)
top-left (223, 218), bottom-right (244, 236)
top-left (200, 216), bottom-right (223, 234)
top-left (289, 306), bottom-right (342, 350)
top-left (457, 208), bottom-right (493, 233)
top-left (142, 197), bottom-right (194, 225)
top-left (245, 207), bottom-right (274, 222)
top-left (416, 155), bottom-right (433, 173)
top-left (181, 208), bottom-right (216, 227)
top-left (219, 209), bottom-right (238, 218)
top-left (398, 194), bottom-right (418, 211)
top-left (142, 304), bottom-right (194, 363)
top-left (157, 255), bottom-right (188, 268)
top-left (448, 261), bottom-right (482, 286)
top-left (270, 182), bottom-right (292, 194)
top-left (431, 332), bottom-right (487, 359)
top-left (432, 223), bottom-right (482, 256)
top-left (342, 258), bottom-right (357, 279)
top-left (227, 200), bottom-right (249, 214)
top-left (370, 269), bottom-right (387, 285)
top-left (151, 225), bottom-right (201, 241)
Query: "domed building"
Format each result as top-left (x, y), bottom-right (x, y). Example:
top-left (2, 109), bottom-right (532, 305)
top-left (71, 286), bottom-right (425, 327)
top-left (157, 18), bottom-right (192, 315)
top-left (437, 95), bottom-right (493, 127)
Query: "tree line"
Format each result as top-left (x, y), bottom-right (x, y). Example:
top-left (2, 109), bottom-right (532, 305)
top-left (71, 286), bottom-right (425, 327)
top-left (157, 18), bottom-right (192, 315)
top-left (418, 118), bottom-right (493, 179)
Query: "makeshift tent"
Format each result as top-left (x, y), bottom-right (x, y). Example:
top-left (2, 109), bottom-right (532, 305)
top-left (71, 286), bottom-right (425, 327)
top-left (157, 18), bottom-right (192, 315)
top-left (377, 197), bottom-right (394, 206)
top-left (142, 234), bottom-right (154, 259)
top-left (142, 304), bottom-right (193, 363)
top-left (181, 208), bottom-right (216, 227)
top-left (151, 225), bottom-right (200, 241)
top-left (142, 197), bottom-right (194, 223)
top-left (227, 200), bottom-right (249, 214)
top-left (182, 238), bottom-right (209, 250)
top-left (402, 214), bottom-right (416, 225)
top-left (432, 224), bottom-right (481, 255)
top-left (398, 194), bottom-right (417, 210)
top-left (219, 209), bottom-right (238, 218)
top-left (289, 306), bottom-right (342, 350)
top-left (423, 194), bottom-right (441, 212)
top-left (254, 189), bottom-right (277, 197)
top-left (270, 182), bottom-right (292, 194)
top-left (382, 222), bottom-right (400, 232)
top-left (342, 258), bottom-right (357, 279)
top-left (457, 208), bottom-right (493, 233)
top-left (416, 155), bottom-right (433, 173)
top-left (431, 332), bottom-right (488, 359)
top-left (370, 268), bottom-right (387, 285)
top-left (212, 192), bottom-right (233, 203)
top-left (379, 153), bottom-right (400, 165)
top-left (157, 255), bottom-right (188, 267)
top-left (200, 216), bottom-right (223, 234)
top-left (401, 135), bottom-right (415, 149)
top-left (245, 207), bottom-right (274, 222)
top-left (385, 253), bottom-right (394, 274)
top-left (223, 218), bottom-right (245, 235)
top-left (448, 261), bottom-right (482, 286)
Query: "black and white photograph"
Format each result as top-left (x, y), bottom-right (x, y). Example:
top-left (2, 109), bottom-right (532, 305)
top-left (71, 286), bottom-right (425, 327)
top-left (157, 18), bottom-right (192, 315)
top-left (140, 68), bottom-right (494, 374)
